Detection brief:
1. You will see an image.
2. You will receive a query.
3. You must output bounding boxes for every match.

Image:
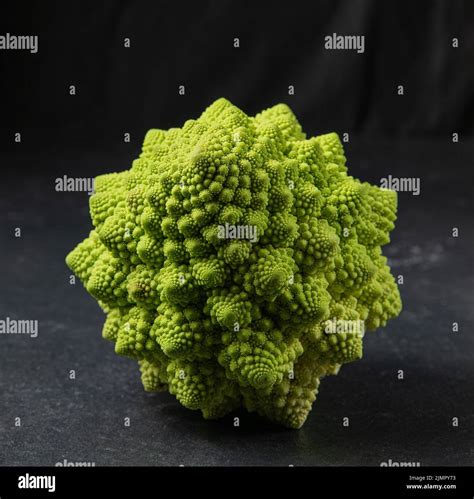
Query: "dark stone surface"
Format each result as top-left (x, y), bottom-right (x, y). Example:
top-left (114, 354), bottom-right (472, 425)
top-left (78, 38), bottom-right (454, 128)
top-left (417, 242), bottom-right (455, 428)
top-left (0, 139), bottom-right (472, 466)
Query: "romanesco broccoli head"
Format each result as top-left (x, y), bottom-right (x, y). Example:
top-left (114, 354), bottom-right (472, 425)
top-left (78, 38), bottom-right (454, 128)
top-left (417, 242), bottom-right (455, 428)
top-left (66, 98), bottom-right (402, 428)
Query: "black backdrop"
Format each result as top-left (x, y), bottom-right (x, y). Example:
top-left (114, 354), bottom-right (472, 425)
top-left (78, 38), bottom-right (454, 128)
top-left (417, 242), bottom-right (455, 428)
top-left (1, 0), bottom-right (473, 153)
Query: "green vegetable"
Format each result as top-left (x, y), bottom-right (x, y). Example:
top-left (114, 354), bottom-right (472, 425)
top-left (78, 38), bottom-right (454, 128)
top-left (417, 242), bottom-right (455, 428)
top-left (66, 98), bottom-right (402, 428)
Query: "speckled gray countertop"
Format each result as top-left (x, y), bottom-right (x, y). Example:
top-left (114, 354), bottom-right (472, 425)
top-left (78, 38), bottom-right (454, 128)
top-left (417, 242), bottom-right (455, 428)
top-left (0, 139), bottom-right (472, 466)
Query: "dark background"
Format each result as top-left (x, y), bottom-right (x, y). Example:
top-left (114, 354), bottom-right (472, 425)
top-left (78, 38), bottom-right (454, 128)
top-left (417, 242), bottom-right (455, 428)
top-left (0, 0), bottom-right (473, 466)
top-left (1, 0), bottom-right (473, 152)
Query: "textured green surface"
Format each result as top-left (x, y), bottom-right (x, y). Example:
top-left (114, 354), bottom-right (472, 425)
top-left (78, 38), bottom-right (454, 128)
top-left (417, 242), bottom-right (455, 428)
top-left (66, 98), bottom-right (402, 428)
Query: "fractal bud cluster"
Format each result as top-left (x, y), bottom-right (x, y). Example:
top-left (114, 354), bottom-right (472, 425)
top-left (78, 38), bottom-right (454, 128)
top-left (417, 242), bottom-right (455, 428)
top-left (66, 98), bottom-right (402, 428)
